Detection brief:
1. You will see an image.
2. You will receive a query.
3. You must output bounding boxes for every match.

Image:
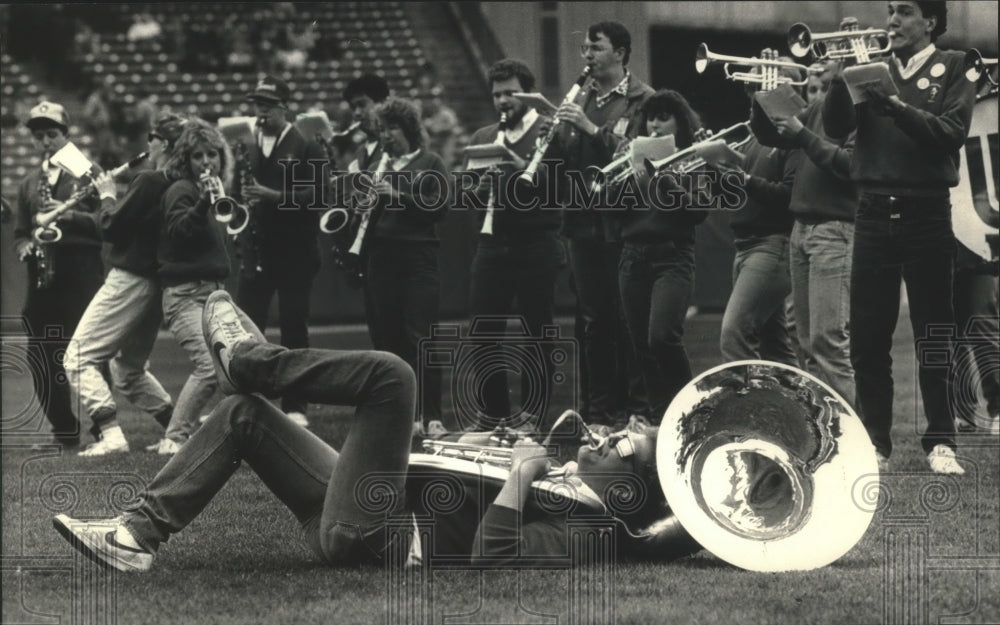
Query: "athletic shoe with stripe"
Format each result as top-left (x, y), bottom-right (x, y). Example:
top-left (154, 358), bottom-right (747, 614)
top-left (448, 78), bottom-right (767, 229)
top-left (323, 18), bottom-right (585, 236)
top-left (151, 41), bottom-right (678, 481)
top-left (53, 514), bottom-right (153, 572)
top-left (202, 290), bottom-right (266, 395)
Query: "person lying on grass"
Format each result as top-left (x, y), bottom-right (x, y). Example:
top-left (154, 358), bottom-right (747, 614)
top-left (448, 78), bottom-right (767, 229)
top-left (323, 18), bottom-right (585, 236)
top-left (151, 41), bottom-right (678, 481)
top-left (54, 290), bottom-right (699, 571)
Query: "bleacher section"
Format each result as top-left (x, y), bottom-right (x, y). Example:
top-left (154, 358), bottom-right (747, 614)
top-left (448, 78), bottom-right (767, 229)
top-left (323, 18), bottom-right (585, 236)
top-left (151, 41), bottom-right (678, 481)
top-left (78, 3), bottom-right (430, 121)
top-left (1, 53), bottom-right (94, 197)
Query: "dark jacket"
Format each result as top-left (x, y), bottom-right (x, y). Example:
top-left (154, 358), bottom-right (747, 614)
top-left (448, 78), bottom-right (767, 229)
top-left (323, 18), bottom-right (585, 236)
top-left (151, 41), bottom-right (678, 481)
top-left (469, 115), bottom-right (560, 238)
top-left (822, 49), bottom-right (976, 196)
top-left (369, 149), bottom-right (451, 245)
top-left (787, 98), bottom-right (858, 223)
top-left (236, 125), bottom-right (327, 271)
top-left (550, 73), bottom-right (655, 241)
top-left (99, 170), bottom-right (171, 277)
top-left (157, 178), bottom-right (231, 286)
top-left (728, 138), bottom-right (797, 239)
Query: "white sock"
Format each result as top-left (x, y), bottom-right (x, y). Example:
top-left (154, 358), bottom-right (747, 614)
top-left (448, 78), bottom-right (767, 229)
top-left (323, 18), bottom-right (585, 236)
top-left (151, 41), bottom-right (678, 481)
top-left (115, 524), bottom-right (143, 550)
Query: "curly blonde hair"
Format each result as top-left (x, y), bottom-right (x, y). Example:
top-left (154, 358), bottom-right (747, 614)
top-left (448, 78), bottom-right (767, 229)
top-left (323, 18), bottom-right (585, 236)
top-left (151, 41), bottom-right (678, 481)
top-left (163, 117), bottom-right (234, 189)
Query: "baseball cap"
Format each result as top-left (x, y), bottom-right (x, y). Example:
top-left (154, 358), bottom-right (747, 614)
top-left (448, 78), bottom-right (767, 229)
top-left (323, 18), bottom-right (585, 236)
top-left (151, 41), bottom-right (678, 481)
top-left (247, 75), bottom-right (290, 104)
top-left (26, 101), bottom-right (70, 131)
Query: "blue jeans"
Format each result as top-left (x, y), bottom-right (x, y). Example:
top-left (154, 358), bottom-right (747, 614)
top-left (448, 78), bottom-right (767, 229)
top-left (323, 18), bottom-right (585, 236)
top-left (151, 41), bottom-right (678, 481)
top-left (64, 268), bottom-right (173, 434)
top-left (720, 234), bottom-right (797, 365)
top-left (364, 241), bottom-right (442, 424)
top-left (469, 232), bottom-right (563, 427)
top-left (619, 240), bottom-right (695, 422)
top-left (161, 281), bottom-right (222, 442)
top-left (567, 238), bottom-right (646, 422)
top-left (123, 345), bottom-right (416, 566)
top-left (236, 262), bottom-right (318, 415)
top-left (789, 220), bottom-right (856, 407)
top-left (851, 193), bottom-right (956, 456)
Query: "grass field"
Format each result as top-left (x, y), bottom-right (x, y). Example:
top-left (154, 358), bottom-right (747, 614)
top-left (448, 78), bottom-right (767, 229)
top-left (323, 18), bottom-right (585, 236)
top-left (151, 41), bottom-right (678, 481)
top-left (2, 311), bottom-right (998, 625)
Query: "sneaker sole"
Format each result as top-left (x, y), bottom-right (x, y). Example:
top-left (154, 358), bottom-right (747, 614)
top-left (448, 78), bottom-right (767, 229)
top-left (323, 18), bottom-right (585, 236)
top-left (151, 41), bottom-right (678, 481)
top-left (52, 515), bottom-right (150, 573)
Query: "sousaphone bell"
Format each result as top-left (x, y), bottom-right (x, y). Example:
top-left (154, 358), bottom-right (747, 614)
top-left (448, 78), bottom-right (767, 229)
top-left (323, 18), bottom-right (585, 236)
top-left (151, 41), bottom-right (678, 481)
top-left (656, 360), bottom-right (878, 571)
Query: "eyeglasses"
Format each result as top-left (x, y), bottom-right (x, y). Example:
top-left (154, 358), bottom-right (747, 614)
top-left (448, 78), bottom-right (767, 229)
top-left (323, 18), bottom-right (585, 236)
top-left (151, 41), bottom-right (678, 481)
top-left (147, 132), bottom-right (164, 143)
top-left (580, 43), bottom-right (612, 57)
top-left (604, 432), bottom-right (636, 459)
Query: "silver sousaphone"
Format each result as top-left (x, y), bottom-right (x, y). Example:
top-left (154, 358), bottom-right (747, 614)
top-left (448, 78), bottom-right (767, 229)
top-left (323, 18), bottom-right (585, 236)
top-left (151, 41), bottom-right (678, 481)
top-left (657, 360), bottom-right (878, 571)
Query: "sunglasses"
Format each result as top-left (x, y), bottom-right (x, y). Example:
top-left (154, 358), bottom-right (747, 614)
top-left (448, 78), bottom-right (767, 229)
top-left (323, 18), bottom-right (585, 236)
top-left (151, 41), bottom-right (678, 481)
top-left (148, 132), bottom-right (164, 143)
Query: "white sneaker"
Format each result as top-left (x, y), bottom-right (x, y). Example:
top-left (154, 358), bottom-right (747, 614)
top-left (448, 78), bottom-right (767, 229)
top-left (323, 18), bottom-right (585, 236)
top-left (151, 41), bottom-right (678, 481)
top-left (79, 428), bottom-right (130, 457)
top-left (876, 452), bottom-right (890, 473)
top-left (156, 438), bottom-right (181, 455)
top-left (927, 444), bottom-right (965, 475)
top-left (53, 514), bottom-right (153, 572)
top-left (286, 411), bottom-right (309, 427)
top-left (425, 420), bottom-right (449, 439)
top-left (202, 290), bottom-right (266, 395)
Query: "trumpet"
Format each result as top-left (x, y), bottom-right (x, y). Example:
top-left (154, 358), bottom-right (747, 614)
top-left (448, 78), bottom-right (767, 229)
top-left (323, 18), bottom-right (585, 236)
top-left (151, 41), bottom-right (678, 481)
top-left (966, 48), bottom-right (999, 87)
top-left (202, 169), bottom-right (250, 236)
top-left (519, 66), bottom-right (592, 183)
top-left (590, 139), bottom-right (637, 194)
top-left (643, 122), bottom-right (752, 177)
top-left (787, 19), bottom-right (891, 63)
top-left (421, 410), bottom-right (609, 470)
top-left (696, 43), bottom-right (811, 88)
top-left (33, 151), bottom-right (149, 244)
top-left (481, 111), bottom-right (508, 236)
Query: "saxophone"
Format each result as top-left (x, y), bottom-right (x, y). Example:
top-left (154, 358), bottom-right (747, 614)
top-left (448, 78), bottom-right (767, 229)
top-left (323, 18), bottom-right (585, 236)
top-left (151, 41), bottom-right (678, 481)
top-left (233, 141), bottom-right (262, 273)
top-left (34, 172), bottom-right (56, 289)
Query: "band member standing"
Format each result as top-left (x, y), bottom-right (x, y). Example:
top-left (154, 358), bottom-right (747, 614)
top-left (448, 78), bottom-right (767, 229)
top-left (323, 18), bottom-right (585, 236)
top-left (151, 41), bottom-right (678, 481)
top-left (13, 102), bottom-right (104, 448)
top-left (545, 21), bottom-right (653, 426)
top-left (823, 1), bottom-right (975, 473)
top-left (343, 74), bottom-right (390, 173)
top-left (236, 75), bottom-right (326, 427)
top-left (772, 62), bottom-right (859, 408)
top-left (467, 59), bottom-right (563, 431)
top-left (66, 114), bottom-right (186, 456)
top-left (618, 90), bottom-right (705, 423)
top-left (155, 118), bottom-right (233, 454)
top-left (363, 97), bottom-right (450, 432)
top-left (711, 63), bottom-right (801, 366)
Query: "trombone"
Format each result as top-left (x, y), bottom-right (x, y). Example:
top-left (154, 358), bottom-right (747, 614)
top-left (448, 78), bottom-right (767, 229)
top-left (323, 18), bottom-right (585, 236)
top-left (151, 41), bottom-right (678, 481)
top-left (787, 18), bottom-right (891, 64)
top-left (695, 43), bottom-right (811, 88)
top-left (965, 48), bottom-right (999, 88)
top-left (643, 122), bottom-right (752, 177)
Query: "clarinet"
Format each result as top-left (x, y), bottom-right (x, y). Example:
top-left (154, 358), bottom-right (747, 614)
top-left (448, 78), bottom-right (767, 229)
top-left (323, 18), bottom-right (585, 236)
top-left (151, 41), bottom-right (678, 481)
top-left (519, 66), bottom-right (592, 182)
top-left (480, 112), bottom-right (508, 236)
top-left (34, 173), bottom-right (55, 289)
top-left (334, 151), bottom-right (390, 289)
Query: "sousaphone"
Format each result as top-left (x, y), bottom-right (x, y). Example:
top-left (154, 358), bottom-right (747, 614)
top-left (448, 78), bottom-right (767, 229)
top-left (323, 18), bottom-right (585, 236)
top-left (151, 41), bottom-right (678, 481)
top-left (657, 360), bottom-right (878, 571)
